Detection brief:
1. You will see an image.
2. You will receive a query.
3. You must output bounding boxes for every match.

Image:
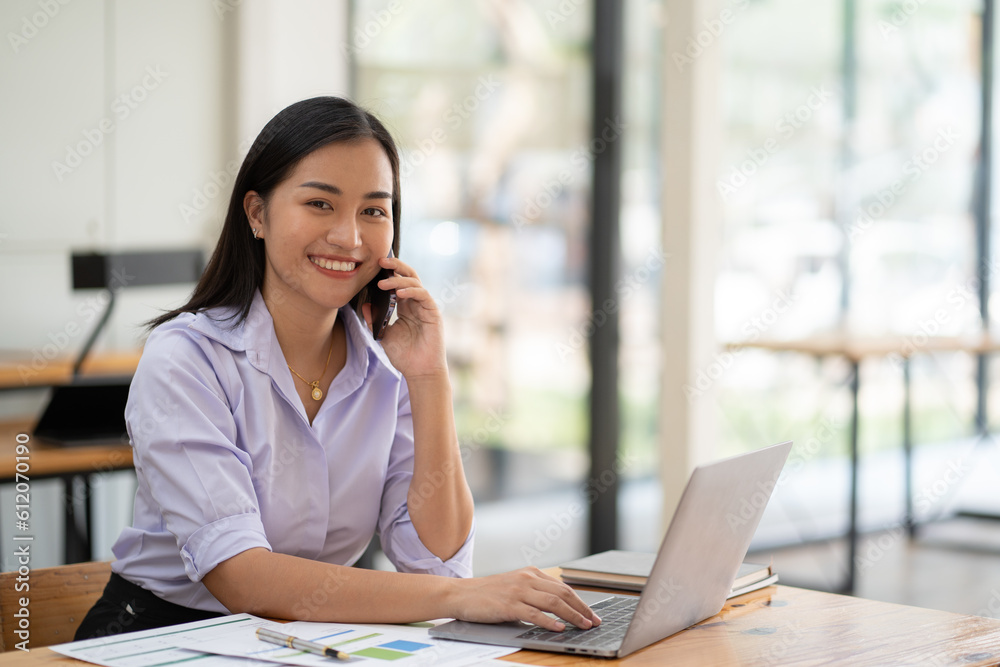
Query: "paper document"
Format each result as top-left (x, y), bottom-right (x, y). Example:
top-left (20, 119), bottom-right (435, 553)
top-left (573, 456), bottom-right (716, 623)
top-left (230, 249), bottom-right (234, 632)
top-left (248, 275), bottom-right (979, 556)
top-left (50, 614), bottom-right (266, 667)
top-left (51, 612), bottom-right (516, 667)
top-left (175, 616), bottom-right (517, 666)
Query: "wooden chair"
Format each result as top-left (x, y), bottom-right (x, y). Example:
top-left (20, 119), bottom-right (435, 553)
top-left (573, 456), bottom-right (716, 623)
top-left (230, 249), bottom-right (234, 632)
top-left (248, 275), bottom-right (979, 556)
top-left (0, 560), bottom-right (111, 651)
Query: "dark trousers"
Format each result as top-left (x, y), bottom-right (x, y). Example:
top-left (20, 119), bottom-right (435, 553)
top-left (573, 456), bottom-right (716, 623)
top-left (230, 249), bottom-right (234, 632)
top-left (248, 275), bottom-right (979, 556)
top-left (74, 573), bottom-right (224, 640)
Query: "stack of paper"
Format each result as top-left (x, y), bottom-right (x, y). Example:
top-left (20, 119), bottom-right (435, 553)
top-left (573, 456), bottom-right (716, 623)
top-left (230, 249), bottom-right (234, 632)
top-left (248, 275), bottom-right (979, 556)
top-left (559, 550), bottom-right (778, 597)
top-left (52, 613), bottom-right (518, 667)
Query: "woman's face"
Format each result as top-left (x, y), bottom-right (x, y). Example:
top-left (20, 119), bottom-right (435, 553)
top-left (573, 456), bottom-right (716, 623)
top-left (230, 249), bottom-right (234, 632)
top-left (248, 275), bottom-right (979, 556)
top-left (247, 138), bottom-right (395, 317)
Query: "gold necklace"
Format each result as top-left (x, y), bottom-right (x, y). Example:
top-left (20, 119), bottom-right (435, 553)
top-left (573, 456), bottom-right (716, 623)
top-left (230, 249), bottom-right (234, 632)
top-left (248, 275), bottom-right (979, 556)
top-left (287, 334), bottom-right (335, 401)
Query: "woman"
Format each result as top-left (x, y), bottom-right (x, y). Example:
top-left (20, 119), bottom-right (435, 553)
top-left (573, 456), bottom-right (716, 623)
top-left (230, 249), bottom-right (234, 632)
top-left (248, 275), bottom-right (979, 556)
top-left (76, 96), bottom-right (599, 639)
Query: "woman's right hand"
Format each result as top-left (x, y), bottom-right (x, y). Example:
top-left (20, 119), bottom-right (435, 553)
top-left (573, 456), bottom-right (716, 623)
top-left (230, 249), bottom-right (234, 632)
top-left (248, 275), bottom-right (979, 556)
top-left (447, 567), bottom-right (602, 632)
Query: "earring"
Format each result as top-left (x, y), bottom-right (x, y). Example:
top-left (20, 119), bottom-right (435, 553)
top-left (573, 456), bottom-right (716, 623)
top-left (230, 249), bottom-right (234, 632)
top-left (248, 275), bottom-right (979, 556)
top-left (252, 228), bottom-right (259, 239)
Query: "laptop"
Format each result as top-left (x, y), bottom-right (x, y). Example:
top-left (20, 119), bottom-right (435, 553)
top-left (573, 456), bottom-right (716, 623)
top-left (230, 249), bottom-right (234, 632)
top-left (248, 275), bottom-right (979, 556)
top-left (33, 376), bottom-right (131, 447)
top-left (430, 441), bottom-right (792, 659)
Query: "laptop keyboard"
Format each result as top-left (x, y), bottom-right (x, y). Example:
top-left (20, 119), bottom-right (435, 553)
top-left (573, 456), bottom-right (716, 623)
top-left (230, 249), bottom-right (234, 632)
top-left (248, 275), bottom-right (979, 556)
top-left (515, 596), bottom-right (638, 650)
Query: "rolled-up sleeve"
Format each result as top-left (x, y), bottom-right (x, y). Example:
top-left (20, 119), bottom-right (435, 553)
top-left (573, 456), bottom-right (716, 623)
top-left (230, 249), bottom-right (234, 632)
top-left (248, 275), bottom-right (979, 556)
top-left (127, 329), bottom-right (271, 582)
top-left (376, 381), bottom-right (474, 578)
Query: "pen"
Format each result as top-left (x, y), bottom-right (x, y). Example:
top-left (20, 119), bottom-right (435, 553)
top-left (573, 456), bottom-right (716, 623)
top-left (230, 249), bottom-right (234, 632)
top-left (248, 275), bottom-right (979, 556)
top-left (256, 627), bottom-right (351, 661)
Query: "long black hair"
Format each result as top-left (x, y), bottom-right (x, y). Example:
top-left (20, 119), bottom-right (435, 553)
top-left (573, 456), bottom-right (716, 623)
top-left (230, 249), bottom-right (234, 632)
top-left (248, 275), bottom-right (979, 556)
top-left (150, 96), bottom-right (401, 329)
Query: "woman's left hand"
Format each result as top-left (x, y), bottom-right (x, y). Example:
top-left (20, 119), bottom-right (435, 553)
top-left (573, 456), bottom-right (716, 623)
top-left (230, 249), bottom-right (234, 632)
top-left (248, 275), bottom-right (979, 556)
top-left (362, 255), bottom-right (447, 379)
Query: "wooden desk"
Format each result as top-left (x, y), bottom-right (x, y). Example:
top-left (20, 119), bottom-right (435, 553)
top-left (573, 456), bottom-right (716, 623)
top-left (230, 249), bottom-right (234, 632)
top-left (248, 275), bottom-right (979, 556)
top-left (724, 335), bottom-right (1000, 594)
top-left (0, 351), bottom-right (141, 391)
top-left (0, 348), bottom-right (140, 563)
top-left (0, 421), bottom-right (133, 483)
top-left (727, 333), bottom-right (1000, 361)
top-left (0, 420), bottom-right (133, 564)
top-left (3, 585), bottom-right (999, 665)
top-left (497, 584), bottom-right (1000, 666)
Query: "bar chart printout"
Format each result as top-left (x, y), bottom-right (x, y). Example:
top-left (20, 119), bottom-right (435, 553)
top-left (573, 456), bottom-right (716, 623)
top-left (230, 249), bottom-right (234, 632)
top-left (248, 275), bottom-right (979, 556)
top-left (51, 614), bottom-right (517, 667)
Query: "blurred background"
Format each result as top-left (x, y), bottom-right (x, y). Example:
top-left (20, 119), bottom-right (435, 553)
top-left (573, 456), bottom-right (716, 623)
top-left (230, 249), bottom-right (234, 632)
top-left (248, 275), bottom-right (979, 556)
top-left (3, 0), bottom-right (1000, 617)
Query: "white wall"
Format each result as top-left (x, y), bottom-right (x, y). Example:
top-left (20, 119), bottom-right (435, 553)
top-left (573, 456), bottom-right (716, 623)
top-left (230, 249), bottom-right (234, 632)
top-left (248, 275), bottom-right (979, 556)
top-left (0, 0), bottom-right (350, 566)
top-left (1, 0), bottom-right (228, 363)
top-left (0, 0), bottom-right (350, 357)
top-left (236, 0), bottom-right (351, 143)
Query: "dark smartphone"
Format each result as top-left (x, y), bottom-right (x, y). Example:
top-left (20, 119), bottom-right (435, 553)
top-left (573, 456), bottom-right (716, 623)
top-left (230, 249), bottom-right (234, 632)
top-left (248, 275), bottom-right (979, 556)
top-left (370, 249), bottom-right (397, 340)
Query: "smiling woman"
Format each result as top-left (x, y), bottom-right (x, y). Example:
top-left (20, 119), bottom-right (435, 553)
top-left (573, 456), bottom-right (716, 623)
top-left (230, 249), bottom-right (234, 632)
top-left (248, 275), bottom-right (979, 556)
top-left (246, 141), bottom-right (395, 320)
top-left (73, 96), bottom-right (600, 640)
top-left (244, 139), bottom-right (397, 419)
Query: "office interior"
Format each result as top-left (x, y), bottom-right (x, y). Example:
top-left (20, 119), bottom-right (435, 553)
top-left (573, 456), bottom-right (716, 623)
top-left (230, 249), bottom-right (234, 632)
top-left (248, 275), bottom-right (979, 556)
top-left (3, 0), bottom-right (1000, 620)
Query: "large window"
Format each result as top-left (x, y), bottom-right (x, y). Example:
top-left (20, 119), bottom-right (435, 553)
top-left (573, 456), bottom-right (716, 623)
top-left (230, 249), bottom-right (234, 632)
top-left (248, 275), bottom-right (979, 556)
top-left (353, 0), bottom-right (994, 576)
top-left (717, 0), bottom-right (983, 550)
top-left (352, 0), bottom-right (596, 571)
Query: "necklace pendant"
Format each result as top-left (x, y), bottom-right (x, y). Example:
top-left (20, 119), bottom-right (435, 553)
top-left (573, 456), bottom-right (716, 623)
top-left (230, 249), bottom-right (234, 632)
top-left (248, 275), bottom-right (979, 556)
top-left (311, 383), bottom-right (323, 401)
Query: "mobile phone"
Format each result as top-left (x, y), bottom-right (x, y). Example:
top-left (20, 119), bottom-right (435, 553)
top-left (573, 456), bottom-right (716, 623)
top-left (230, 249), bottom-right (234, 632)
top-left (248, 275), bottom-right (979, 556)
top-left (370, 249), bottom-right (397, 340)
